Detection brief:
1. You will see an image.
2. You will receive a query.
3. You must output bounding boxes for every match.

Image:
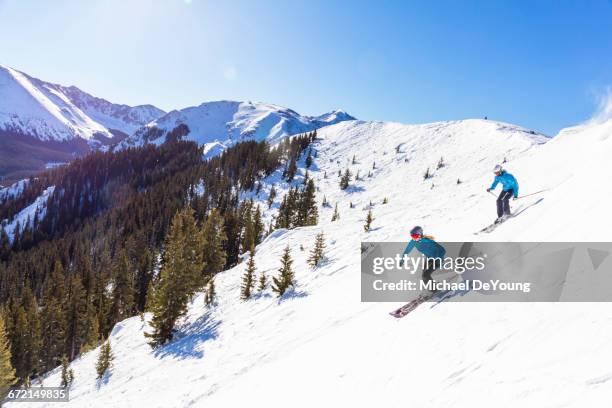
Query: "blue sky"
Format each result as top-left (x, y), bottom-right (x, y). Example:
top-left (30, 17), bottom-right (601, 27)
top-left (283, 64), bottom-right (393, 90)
top-left (1, 0), bottom-right (611, 135)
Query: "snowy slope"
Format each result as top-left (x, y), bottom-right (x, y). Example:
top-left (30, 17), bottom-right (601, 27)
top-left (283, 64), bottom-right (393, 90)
top-left (119, 100), bottom-right (355, 154)
top-left (14, 118), bottom-right (612, 408)
top-left (0, 179), bottom-right (29, 203)
top-left (1, 185), bottom-right (54, 241)
top-left (0, 65), bottom-right (164, 142)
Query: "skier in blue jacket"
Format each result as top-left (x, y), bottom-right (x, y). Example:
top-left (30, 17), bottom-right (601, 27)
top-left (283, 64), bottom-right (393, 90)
top-left (487, 164), bottom-right (519, 223)
top-left (402, 226), bottom-right (446, 285)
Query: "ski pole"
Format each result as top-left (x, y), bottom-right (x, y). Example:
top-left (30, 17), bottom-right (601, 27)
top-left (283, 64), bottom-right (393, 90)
top-left (516, 189), bottom-right (548, 200)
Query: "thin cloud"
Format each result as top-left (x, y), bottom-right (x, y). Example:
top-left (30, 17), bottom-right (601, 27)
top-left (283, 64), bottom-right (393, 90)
top-left (588, 87), bottom-right (612, 125)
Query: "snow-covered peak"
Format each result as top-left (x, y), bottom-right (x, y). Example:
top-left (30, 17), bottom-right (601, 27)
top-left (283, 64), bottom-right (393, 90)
top-left (312, 108), bottom-right (355, 125)
top-left (57, 85), bottom-right (166, 135)
top-left (0, 65), bottom-right (165, 142)
top-left (120, 100), bottom-right (355, 152)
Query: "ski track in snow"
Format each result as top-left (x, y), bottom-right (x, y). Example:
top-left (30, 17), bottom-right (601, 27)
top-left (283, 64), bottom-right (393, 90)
top-left (9, 118), bottom-right (612, 408)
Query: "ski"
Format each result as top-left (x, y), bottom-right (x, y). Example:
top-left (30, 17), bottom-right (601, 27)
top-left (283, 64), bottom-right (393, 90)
top-left (389, 275), bottom-right (461, 318)
top-left (475, 204), bottom-right (524, 235)
top-left (389, 291), bottom-right (437, 318)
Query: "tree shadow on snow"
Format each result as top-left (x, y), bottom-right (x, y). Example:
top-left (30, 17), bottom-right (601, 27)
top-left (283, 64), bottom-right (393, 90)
top-left (277, 288), bottom-right (308, 304)
top-left (345, 185), bottom-right (365, 194)
top-left (96, 371), bottom-right (112, 389)
top-left (251, 291), bottom-right (274, 300)
top-left (154, 312), bottom-right (220, 360)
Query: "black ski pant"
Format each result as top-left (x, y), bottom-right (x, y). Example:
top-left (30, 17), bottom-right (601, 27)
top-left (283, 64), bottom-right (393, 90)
top-left (422, 258), bottom-right (439, 285)
top-left (497, 189), bottom-right (514, 218)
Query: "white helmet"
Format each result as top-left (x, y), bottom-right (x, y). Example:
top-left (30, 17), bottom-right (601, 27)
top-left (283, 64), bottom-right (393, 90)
top-left (493, 164), bottom-right (503, 174)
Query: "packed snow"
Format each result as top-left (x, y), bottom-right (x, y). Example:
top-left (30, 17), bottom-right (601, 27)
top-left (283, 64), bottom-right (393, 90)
top-left (10, 116), bottom-right (612, 408)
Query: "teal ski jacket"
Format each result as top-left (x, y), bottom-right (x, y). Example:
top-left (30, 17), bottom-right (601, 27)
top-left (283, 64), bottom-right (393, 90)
top-left (402, 237), bottom-right (446, 259)
top-left (490, 171), bottom-right (519, 198)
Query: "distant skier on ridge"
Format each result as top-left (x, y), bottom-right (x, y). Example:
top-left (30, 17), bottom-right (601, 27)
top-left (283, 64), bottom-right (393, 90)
top-left (402, 226), bottom-right (446, 287)
top-left (487, 164), bottom-right (519, 223)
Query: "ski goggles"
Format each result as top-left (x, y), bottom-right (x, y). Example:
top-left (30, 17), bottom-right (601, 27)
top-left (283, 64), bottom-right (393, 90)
top-left (411, 233), bottom-right (422, 240)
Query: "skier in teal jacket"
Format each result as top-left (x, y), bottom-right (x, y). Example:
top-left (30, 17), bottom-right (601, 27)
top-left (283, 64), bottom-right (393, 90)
top-left (487, 164), bottom-right (519, 222)
top-left (402, 226), bottom-right (446, 285)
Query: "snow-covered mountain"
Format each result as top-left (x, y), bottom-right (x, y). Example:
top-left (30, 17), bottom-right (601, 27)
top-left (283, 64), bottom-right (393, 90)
top-left (0, 65), bottom-right (166, 181)
top-left (119, 100), bottom-right (355, 155)
top-left (0, 65), bottom-right (353, 181)
top-left (0, 65), bottom-right (164, 142)
top-left (17, 116), bottom-right (612, 407)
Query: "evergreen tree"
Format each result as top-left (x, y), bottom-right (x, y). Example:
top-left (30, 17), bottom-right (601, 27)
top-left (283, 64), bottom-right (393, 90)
top-left (0, 313), bottom-right (17, 398)
top-left (60, 356), bottom-right (74, 388)
top-left (241, 205), bottom-right (255, 255)
top-left (267, 185), bottom-right (277, 209)
top-left (423, 167), bottom-right (431, 180)
top-left (202, 209), bottom-right (227, 275)
top-left (7, 302), bottom-right (28, 381)
top-left (339, 169), bottom-right (351, 190)
top-left (272, 246), bottom-right (295, 297)
top-left (252, 205), bottom-right (264, 246)
top-left (285, 157), bottom-right (298, 182)
top-left (382, 197), bottom-right (389, 204)
top-left (307, 232), bottom-right (326, 268)
top-left (40, 260), bottom-right (67, 372)
top-left (257, 272), bottom-right (267, 292)
top-left (95, 341), bottom-right (113, 380)
top-left (331, 203), bottom-right (340, 222)
top-left (305, 148), bottom-right (313, 168)
top-left (240, 251), bottom-right (256, 300)
top-left (364, 209), bottom-right (374, 232)
top-left (65, 275), bottom-right (88, 360)
top-left (145, 207), bottom-right (205, 348)
top-left (135, 247), bottom-right (153, 313)
top-left (81, 307), bottom-right (100, 353)
top-left (109, 249), bottom-right (135, 324)
top-left (21, 286), bottom-right (41, 379)
top-left (205, 278), bottom-right (216, 306)
top-left (300, 179), bottom-right (318, 226)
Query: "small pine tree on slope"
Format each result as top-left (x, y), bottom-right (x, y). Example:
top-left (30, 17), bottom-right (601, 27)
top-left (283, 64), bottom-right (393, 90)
top-left (364, 209), bottom-right (374, 232)
top-left (257, 272), bottom-right (267, 292)
top-left (95, 340), bottom-right (114, 380)
top-left (60, 355), bottom-right (74, 388)
top-left (331, 203), bottom-right (340, 222)
top-left (307, 233), bottom-right (326, 268)
top-left (241, 251), bottom-right (256, 300)
top-left (272, 246), bottom-right (295, 297)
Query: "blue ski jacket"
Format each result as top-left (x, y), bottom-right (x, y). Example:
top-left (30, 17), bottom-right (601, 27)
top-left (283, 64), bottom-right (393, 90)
top-left (490, 171), bottom-right (519, 198)
top-left (402, 237), bottom-right (446, 260)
